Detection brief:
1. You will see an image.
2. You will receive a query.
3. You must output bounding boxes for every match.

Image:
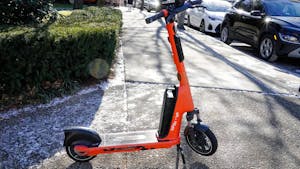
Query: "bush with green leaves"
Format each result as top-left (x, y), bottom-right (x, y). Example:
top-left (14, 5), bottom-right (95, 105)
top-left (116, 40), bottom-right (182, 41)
top-left (0, 0), bottom-right (57, 25)
top-left (0, 7), bottom-right (122, 109)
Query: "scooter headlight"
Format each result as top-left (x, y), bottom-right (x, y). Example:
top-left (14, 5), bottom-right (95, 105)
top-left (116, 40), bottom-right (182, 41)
top-left (208, 16), bottom-right (216, 21)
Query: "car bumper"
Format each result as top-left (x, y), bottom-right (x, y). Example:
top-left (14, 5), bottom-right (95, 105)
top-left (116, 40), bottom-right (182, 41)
top-left (205, 20), bottom-right (222, 33)
top-left (277, 41), bottom-right (300, 58)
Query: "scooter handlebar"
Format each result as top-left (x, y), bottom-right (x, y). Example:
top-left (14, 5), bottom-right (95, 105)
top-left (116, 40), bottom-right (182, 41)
top-left (145, 0), bottom-right (202, 24)
top-left (189, 0), bottom-right (203, 6)
top-left (145, 11), bottom-right (165, 24)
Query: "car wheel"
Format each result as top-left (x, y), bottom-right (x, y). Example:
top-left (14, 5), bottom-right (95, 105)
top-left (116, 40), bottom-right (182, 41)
top-left (199, 20), bottom-right (205, 33)
top-left (259, 35), bottom-right (278, 62)
top-left (69, 0), bottom-right (74, 4)
top-left (187, 15), bottom-right (191, 27)
top-left (220, 26), bottom-right (232, 45)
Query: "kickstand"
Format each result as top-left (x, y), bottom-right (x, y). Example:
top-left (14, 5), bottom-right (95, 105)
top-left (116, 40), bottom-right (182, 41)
top-left (176, 144), bottom-right (187, 169)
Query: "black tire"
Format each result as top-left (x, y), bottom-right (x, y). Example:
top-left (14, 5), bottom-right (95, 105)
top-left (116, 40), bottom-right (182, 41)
top-left (259, 34), bottom-right (278, 62)
top-left (220, 26), bottom-right (232, 45)
top-left (187, 15), bottom-right (191, 27)
top-left (185, 125), bottom-right (218, 156)
top-left (66, 140), bottom-right (97, 162)
top-left (199, 20), bottom-right (205, 33)
top-left (146, 5), bottom-right (151, 12)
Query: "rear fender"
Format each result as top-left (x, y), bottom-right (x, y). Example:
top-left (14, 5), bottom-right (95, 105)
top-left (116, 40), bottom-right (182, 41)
top-left (63, 126), bottom-right (101, 147)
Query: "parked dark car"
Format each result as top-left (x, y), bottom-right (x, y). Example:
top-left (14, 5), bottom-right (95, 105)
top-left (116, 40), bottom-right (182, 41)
top-left (220, 0), bottom-right (300, 61)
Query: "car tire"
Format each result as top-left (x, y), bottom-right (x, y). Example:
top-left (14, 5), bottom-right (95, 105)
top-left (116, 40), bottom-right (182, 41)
top-left (220, 26), bottom-right (232, 45)
top-left (199, 20), bottom-right (205, 33)
top-left (187, 15), bottom-right (191, 27)
top-left (259, 34), bottom-right (278, 62)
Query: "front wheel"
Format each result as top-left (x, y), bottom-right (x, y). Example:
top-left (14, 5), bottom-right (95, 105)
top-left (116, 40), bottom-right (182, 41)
top-left (185, 125), bottom-right (218, 156)
top-left (259, 35), bottom-right (278, 62)
top-left (187, 15), bottom-right (191, 27)
top-left (199, 20), bottom-right (205, 33)
top-left (66, 140), bottom-right (97, 162)
top-left (220, 26), bottom-right (232, 45)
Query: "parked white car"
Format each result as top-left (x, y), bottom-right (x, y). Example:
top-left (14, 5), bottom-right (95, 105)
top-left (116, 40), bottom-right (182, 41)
top-left (185, 0), bottom-right (232, 34)
top-left (144, 0), bottom-right (161, 12)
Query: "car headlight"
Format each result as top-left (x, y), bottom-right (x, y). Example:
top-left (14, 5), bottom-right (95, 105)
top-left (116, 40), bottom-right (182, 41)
top-left (279, 33), bottom-right (300, 44)
top-left (208, 16), bottom-right (216, 21)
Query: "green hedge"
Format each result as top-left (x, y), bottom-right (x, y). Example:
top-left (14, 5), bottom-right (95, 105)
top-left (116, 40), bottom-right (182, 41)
top-left (0, 0), bottom-right (56, 25)
top-left (0, 7), bottom-right (122, 109)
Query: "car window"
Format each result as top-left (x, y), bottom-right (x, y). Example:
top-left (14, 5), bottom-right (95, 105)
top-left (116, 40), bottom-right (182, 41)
top-left (234, 0), bottom-right (252, 12)
top-left (203, 0), bottom-right (232, 12)
top-left (233, 1), bottom-right (240, 8)
top-left (263, 0), bottom-right (300, 17)
top-left (253, 0), bottom-right (264, 12)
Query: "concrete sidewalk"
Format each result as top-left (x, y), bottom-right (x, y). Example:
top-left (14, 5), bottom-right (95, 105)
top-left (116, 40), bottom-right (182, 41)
top-left (1, 7), bottom-right (299, 169)
top-left (100, 7), bottom-right (300, 169)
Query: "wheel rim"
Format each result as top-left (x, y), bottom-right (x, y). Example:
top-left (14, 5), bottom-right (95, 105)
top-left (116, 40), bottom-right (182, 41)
top-left (67, 145), bottom-right (94, 161)
top-left (221, 27), bottom-right (228, 42)
top-left (260, 38), bottom-right (273, 58)
top-left (186, 130), bottom-right (213, 155)
top-left (200, 21), bottom-right (205, 32)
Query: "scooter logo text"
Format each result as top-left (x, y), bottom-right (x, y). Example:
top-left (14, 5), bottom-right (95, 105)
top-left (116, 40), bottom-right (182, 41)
top-left (171, 112), bottom-right (179, 131)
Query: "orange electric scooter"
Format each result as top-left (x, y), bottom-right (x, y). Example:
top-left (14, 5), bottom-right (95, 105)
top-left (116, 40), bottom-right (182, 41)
top-left (63, 0), bottom-right (217, 167)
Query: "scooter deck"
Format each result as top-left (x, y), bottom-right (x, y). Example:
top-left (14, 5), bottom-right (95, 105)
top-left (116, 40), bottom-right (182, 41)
top-left (101, 130), bottom-right (158, 146)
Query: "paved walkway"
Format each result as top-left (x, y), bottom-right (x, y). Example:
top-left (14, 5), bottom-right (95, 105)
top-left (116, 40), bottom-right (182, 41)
top-left (0, 7), bottom-right (299, 169)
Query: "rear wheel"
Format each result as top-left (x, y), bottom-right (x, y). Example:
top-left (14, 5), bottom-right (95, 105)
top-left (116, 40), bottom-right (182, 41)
top-left (199, 20), bottom-right (205, 33)
top-left (66, 140), bottom-right (97, 162)
top-left (259, 35), bottom-right (278, 62)
top-left (220, 26), bottom-right (232, 45)
top-left (185, 125), bottom-right (218, 156)
top-left (187, 15), bottom-right (191, 27)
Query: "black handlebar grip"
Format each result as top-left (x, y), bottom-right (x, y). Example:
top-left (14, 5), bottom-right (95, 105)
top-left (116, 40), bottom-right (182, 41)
top-left (189, 0), bottom-right (203, 5)
top-left (145, 11), bottom-right (164, 24)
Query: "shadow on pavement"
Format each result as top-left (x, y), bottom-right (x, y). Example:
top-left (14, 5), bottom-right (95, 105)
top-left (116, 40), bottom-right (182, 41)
top-left (182, 31), bottom-right (300, 166)
top-left (0, 90), bottom-right (104, 168)
top-left (189, 162), bottom-right (209, 169)
top-left (67, 162), bottom-right (93, 169)
top-left (230, 43), bottom-right (300, 78)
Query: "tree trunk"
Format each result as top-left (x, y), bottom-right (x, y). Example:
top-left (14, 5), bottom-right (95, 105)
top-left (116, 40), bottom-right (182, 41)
top-left (73, 0), bottom-right (83, 9)
top-left (140, 0), bottom-right (144, 10)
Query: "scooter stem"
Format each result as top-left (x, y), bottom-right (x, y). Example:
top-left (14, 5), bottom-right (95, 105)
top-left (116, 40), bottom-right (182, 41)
top-left (157, 14), bottom-right (195, 140)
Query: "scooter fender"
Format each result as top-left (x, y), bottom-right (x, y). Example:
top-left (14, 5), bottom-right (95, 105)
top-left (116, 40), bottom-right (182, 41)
top-left (193, 123), bottom-right (209, 133)
top-left (63, 126), bottom-right (101, 147)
